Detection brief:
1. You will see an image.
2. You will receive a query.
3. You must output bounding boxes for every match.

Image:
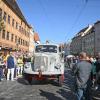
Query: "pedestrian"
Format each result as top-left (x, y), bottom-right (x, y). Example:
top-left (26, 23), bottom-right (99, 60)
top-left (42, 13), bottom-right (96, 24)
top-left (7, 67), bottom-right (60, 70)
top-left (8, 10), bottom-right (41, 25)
top-left (89, 57), bottom-right (96, 88)
top-left (17, 56), bottom-right (23, 76)
top-left (7, 52), bottom-right (15, 81)
top-left (13, 53), bottom-right (18, 79)
top-left (3, 52), bottom-right (10, 78)
top-left (0, 53), bottom-right (4, 81)
top-left (74, 52), bottom-right (92, 100)
top-left (67, 58), bottom-right (71, 68)
top-left (94, 52), bottom-right (100, 90)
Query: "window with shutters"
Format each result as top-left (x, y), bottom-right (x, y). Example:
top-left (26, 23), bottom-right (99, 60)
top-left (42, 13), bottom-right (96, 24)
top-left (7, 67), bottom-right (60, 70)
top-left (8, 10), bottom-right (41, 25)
top-left (12, 19), bottom-right (14, 27)
top-left (6, 31), bottom-right (9, 40)
top-left (8, 15), bottom-right (10, 24)
top-left (15, 36), bottom-right (17, 43)
top-left (0, 8), bottom-right (2, 18)
top-left (3, 12), bottom-right (7, 22)
top-left (16, 22), bottom-right (18, 29)
top-left (2, 30), bottom-right (5, 39)
top-left (11, 34), bottom-right (14, 41)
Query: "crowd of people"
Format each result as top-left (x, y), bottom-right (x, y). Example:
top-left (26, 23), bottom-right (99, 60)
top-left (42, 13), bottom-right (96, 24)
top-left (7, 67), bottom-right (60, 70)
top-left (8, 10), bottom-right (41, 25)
top-left (0, 51), bottom-right (100, 100)
top-left (65, 52), bottom-right (100, 100)
top-left (0, 51), bottom-right (32, 81)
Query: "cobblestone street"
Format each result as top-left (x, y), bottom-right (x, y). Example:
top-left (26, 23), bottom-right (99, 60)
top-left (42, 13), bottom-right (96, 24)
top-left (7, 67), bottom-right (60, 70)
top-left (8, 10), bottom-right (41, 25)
top-left (0, 68), bottom-right (77, 100)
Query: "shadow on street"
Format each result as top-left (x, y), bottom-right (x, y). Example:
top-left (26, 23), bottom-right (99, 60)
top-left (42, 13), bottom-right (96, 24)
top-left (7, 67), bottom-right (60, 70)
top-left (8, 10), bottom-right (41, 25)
top-left (39, 89), bottom-right (63, 100)
top-left (17, 77), bottom-right (60, 86)
top-left (16, 68), bottom-right (77, 100)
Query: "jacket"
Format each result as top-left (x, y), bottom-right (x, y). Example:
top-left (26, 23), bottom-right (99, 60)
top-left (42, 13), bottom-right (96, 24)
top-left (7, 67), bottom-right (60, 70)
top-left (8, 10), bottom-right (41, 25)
top-left (75, 60), bottom-right (92, 88)
top-left (17, 58), bottom-right (23, 67)
top-left (0, 56), bottom-right (4, 67)
top-left (94, 59), bottom-right (100, 73)
top-left (7, 56), bottom-right (15, 69)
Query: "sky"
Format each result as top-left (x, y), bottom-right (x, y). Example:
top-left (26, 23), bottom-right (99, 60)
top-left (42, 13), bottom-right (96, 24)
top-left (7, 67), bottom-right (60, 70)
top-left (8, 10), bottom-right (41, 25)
top-left (17, 0), bottom-right (100, 44)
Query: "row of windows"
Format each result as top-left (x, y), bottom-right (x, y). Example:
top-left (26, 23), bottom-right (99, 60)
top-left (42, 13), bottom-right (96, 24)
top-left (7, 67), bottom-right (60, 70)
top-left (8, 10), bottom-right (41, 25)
top-left (72, 36), bottom-right (94, 46)
top-left (1, 30), bottom-right (29, 47)
top-left (0, 8), bottom-right (30, 37)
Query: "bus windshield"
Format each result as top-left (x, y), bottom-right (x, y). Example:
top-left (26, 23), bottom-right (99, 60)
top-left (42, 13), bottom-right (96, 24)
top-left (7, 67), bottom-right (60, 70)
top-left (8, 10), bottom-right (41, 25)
top-left (35, 45), bottom-right (57, 53)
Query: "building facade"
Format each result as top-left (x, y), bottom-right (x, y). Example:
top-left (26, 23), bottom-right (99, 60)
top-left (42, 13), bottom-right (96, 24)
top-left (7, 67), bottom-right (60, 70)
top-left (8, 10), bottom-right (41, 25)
top-left (70, 27), bottom-right (88, 55)
top-left (0, 0), bottom-right (31, 53)
top-left (81, 26), bottom-right (95, 56)
top-left (29, 27), bottom-right (34, 53)
top-left (64, 42), bottom-right (70, 56)
top-left (71, 21), bottom-right (100, 56)
top-left (94, 21), bottom-right (100, 55)
top-left (70, 25), bottom-right (94, 56)
top-left (34, 32), bottom-right (40, 44)
top-left (70, 35), bottom-right (82, 55)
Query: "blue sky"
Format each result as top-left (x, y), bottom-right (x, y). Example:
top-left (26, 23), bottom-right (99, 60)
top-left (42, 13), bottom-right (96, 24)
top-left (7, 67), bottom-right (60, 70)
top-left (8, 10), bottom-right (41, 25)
top-left (17, 0), bottom-right (100, 44)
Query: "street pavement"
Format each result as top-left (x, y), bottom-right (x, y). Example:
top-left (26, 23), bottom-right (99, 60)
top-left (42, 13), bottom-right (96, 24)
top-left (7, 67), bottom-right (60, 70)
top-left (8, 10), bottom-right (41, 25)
top-left (91, 85), bottom-right (100, 100)
top-left (0, 68), bottom-right (77, 100)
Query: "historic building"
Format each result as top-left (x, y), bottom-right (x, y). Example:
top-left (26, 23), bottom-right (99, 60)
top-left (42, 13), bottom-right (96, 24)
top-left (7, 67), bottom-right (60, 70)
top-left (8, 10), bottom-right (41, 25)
top-left (81, 25), bottom-right (95, 56)
top-left (94, 21), bottom-right (100, 55)
top-left (28, 29), bottom-right (41, 54)
top-left (34, 32), bottom-right (40, 44)
top-left (64, 42), bottom-right (70, 56)
top-left (70, 27), bottom-right (88, 55)
top-left (71, 21), bottom-right (100, 56)
top-left (70, 25), bottom-right (94, 55)
top-left (29, 27), bottom-right (34, 53)
top-left (70, 35), bottom-right (82, 55)
top-left (0, 0), bottom-right (31, 53)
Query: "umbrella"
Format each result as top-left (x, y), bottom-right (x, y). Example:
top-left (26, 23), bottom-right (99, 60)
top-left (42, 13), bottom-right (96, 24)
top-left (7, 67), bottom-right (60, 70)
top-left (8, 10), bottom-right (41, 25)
top-left (67, 55), bottom-right (74, 58)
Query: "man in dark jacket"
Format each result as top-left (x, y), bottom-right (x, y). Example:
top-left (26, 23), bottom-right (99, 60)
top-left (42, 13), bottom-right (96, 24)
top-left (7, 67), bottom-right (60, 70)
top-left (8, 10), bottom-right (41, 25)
top-left (7, 52), bottom-right (15, 81)
top-left (94, 52), bottom-right (100, 89)
top-left (75, 52), bottom-right (92, 100)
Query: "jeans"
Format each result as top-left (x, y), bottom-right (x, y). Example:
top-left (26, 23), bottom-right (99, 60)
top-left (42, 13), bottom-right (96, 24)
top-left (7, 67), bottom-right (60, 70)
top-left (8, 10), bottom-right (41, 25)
top-left (76, 79), bottom-right (92, 100)
top-left (0, 67), bottom-right (3, 80)
top-left (7, 68), bottom-right (15, 81)
top-left (84, 78), bottom-right (92, 100)
top-left (77, 88), bottom-right (84, 100)
top-left (17, 65), bottom-right (23, 75)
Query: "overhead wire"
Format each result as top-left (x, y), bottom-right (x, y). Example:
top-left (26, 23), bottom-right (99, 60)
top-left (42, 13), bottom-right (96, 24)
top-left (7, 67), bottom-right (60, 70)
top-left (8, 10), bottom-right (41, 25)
top-left (38, 0), bottom-right (88, 43)
top-left (64, 0), bottom-right (88, 42)
top-left (37, 0), bottom-right (50, 25)
top-left (37, 0), bottom-right (60, 44)
top-left (38, 0), bottom-right (47, 17)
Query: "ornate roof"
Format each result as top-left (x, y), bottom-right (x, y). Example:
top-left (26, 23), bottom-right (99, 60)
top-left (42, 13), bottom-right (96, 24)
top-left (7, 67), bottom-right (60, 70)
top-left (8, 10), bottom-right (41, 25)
top-left (94, 20), bottom-right (100, 25)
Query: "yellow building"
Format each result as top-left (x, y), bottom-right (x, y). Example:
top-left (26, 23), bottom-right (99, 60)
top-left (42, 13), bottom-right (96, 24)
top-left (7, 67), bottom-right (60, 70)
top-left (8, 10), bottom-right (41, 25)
top-left (0, 0), bottom-right (31, 53)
